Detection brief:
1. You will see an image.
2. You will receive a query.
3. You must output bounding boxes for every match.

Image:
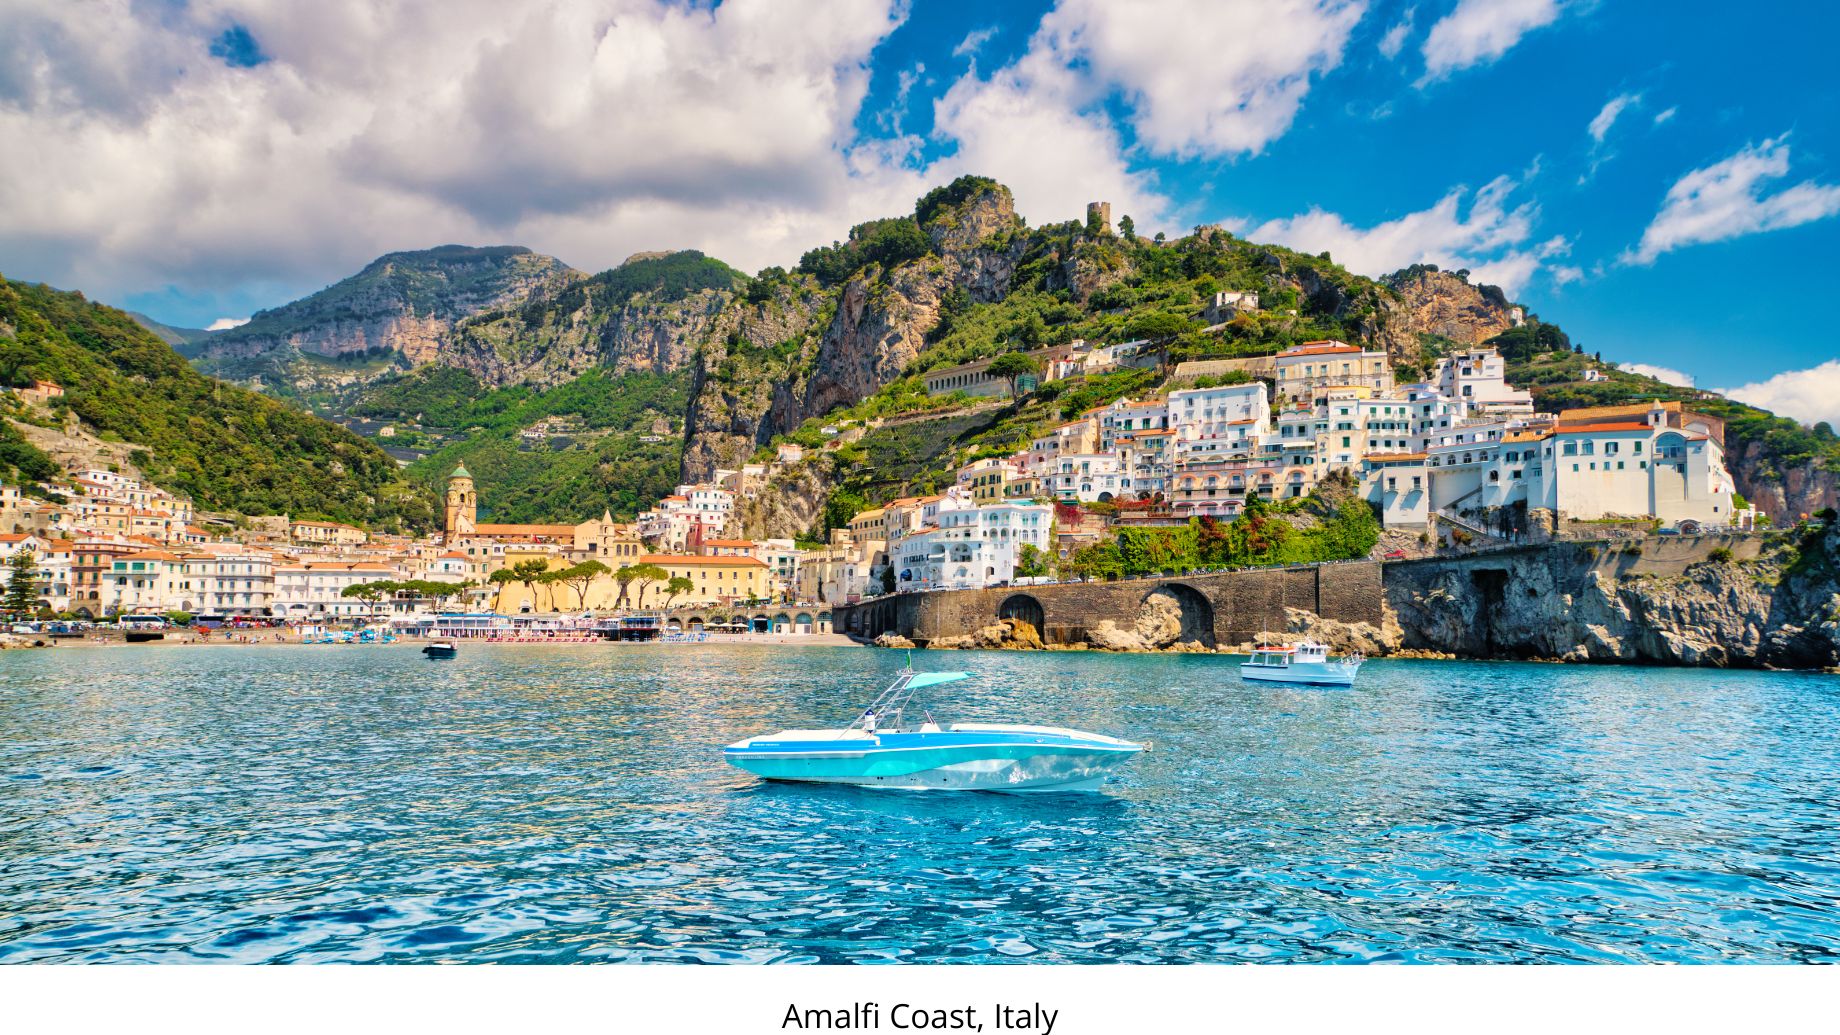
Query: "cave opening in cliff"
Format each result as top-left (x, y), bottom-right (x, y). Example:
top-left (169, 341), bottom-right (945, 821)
top-left (1470, 568), bottom-right (1510, 656)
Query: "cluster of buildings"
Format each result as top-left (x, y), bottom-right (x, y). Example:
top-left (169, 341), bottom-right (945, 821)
top-left (0, 335), bottom-right (1749, 620)
top-left (926, 340), bottom-right (1745, 548)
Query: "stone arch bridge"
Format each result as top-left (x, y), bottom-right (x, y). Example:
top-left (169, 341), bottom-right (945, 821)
top-left (836, 561), bottom-right (1381, 648)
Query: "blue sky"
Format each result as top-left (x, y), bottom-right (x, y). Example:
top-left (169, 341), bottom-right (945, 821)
top-left (2, 1), bottom-right (1835, 421)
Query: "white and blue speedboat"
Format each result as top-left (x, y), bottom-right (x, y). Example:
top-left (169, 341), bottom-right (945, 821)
top-left (723, 666), bottom-right (1143, 792)
top-left (1240, 641), bottom-right (1363, 686)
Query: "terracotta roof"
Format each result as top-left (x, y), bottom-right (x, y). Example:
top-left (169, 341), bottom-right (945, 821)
top-left (1502, 431), bottom-right (1550, 443)
top-left (118, 550), bottom-right (181, 562)
top-left (701, 539), bottom-right (757, 547)
top-left (640, 554), bottom-right (767, 567)
top-left (1363, 452), bottom-right (1427, 462)
top-left (1560, 401), bottom-right (1678, 420)
top-left (1555, 421), bottom-right (1650, 434)
top-left (1278, 341), bottom-right (1362, 357)
top-left (438, 551), bottom-right (469, 560)
top-left (470, 523), bottom-right (578, 536)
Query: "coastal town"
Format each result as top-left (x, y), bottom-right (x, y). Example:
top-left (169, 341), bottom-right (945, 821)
top-left (0, 326), bottom-right (1755, 643)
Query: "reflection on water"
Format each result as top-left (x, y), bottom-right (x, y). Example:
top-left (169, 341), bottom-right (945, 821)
top-left (1, 644), bottom-right (1838, 962)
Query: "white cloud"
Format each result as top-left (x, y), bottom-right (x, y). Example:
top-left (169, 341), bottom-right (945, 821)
top-left (1652, 106), bottom-right (1677, 126)
top-left (1, 0), bottom-right (1378, 318)
top-left (929, 41), bottom-right (1175, 233)
top-left (1589, 92), bottom-right (1640, 143)
top-left (952, 26), bottom-right (998, 58)
top-left (1025, 0), bottom-right (1369, 158)
top-left (1720, 360), bottom-right (1840, 428)
top-left (206, 317), bottom-right (250, 331)
top-left (1620, 362), bottom-right (1694, 387)
top-left (1249, 175), bottom-right (1564, 293)
top-left (1624, 135), bottom-right (1840, 264)
top-left (1378, 11), bottom-right (1415, 59)
top-left (0, 0), bottom-right (931, 307)
top-left (1420, 0), bottom-right (1565, 83)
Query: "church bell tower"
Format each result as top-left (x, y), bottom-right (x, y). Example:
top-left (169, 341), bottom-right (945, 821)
top-left (445, 463), bottom-right (477, 535)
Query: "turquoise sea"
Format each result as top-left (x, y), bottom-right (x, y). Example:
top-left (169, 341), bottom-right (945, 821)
top-left (2, 643), bottom-right (1837, 963)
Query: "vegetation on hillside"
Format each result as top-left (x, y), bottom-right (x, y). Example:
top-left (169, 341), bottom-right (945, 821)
top-left (357, 367), bottom-right (690, 523)
top-left (0, 274), bottom-right (434, 528)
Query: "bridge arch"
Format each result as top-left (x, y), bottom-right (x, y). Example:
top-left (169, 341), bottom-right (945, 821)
top-left (1147, 583), bottom-right (1215, 647)
top-left (997, 593), bottom-right (1046, 638)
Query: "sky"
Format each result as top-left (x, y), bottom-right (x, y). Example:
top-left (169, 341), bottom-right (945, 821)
top-left (1, 0), bottom-right (1836, 424)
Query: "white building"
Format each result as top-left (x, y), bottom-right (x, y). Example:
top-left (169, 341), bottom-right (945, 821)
top-left (1044, 453), bottom-right (1132, 502)
top-left (1166, 382), bottom-right (1269, 445)
top-left (892, 502), bottom-right (1053, 592)
top-left (272, 562), bottom-right (399, 619)
top-left (196, 552), bottom-right (275, 616)
top-left (1434, 348), bottom-right (1534, 414)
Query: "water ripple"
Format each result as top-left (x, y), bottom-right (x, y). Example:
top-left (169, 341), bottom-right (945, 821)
top-left (2, 645), bottom-right (1838, 962)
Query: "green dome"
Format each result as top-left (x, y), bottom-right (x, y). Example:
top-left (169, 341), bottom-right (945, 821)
top-left (449, 463), bottom-right (472, 480)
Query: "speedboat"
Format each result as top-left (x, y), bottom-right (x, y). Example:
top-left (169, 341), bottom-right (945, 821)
top-left (422, 640), bottom-right (458, 658)
top-left (1241, 641), bottom-right (1362, 686)
top-left (723, 667), bottom-right (1144, 792)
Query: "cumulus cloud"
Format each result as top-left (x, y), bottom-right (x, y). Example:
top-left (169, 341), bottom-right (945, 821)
top-left (1589, 92), bottom-right (1640, 143)
top-left (1720, 360), bottom-right (1840, 428)
top-left (1620, 363), bottom-right (1695, 387)
top-left (1023, 0), bottom-right (1367, 158)
top-left (1420, 0), bottom-right (1566, 83)
top-left (1249, 175), bottom-right (1565, 293)
top-left (1624, 135), bottom-right (1840, 264)
top-left (2, 0), bottom-right (1380, 319)
top-left (0, 0), bottom-right (932, 310)
top-left (206, 317), bottom-right (250, 331)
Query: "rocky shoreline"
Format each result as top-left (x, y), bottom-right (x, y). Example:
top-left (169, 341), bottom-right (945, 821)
top-left (870, 521), bottom-right (1840, 671)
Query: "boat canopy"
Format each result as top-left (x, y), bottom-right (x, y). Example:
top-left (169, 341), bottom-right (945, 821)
top-left (904, 671), bottom-right (970, 690)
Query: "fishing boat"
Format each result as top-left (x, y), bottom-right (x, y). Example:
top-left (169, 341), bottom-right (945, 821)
top-left (723, 665), bottom-right (1144, 792)
top-left (1240, 641), bottom-right (1363, 686)
top-left (422, 640), bottom-right (458, 658)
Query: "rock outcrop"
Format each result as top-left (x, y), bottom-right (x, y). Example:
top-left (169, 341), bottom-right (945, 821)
top-left (928, 618), bottom-right (1045, 651)
top-left (1085, 587), bottom-right (1215, 650)
top-left (872, 632), bottom-right (916, 649)
top-left (1381, 266), bottom-right (1519, 348)
top-left (1385, 529), bottom-right (1840, 668)
top-left (199, 246), bottom-right (578, 372)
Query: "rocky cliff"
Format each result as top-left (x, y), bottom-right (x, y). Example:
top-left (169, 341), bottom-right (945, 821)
top-left (1384, 530), bottom-right (1840, 668)
top-left (199, 246), bottom-right (577, 373)
top-left (1381, 266), bottom-right (1519, 348)
top-left (1726, 436), bottom-right (1840, 525)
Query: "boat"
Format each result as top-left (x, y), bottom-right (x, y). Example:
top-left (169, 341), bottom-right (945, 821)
top-left (1240, 641), bottom-right (1363, 686)
top-left (422, 640), bottom-right (458, 658)
top-left (723, 665), bottom-right (1144, 792)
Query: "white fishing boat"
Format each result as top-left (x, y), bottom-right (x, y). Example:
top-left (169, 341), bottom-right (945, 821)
top-left (1241, 641), bottom-right (1363, 686)
top-left (723, 664), bottom-right (1144, 792)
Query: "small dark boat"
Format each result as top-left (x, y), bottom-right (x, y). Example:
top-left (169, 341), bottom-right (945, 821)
top-left (422, 640), bottom-right (458, 658)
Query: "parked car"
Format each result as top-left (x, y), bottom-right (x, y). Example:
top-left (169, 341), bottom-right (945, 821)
top-left (1383, 549), bottom-right (1407, 560)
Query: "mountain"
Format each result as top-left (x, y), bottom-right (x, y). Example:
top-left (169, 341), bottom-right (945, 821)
top-left (0, 274), bottom-right (434, 529)
top-left (190, 244), bottom-right (580, 394)
top-left (127, 311), bottom-right (211, 349)
top-left (177, 176), bottom-right (1839, 530)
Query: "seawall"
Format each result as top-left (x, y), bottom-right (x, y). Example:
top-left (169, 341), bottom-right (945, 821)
top-left (834, 530), bottom-right (1839, 668)
top-left (836, 561), bottom-right (1383, 648)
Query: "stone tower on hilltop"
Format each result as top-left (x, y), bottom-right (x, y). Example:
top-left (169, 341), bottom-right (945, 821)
top-left (445, 463), bottom-right (476, 535)
top-left (1086, 201), bottom-right (1112, 235)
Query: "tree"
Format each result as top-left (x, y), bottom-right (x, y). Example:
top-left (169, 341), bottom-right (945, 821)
top-left (1015, 543), bottom-right (1050, 579)
top-left (489, 559), bottom-right (552, 610)
top-left (612, 565), bottom-right (639, 609)
top-left (340, 580), bottom-right (391, 618)
top-left (987, 351), bottom-right (1041, 399)
top-left (663, 575), bottom-right (694, 608)
top-left (626, 562), bottom-right (669, 609)
top-left (1118, 214), bottom-right (1136, 242)
top-left (559, 560), bottom-right (610, 611)
top-left (5, 551), bottom-right (39, 616)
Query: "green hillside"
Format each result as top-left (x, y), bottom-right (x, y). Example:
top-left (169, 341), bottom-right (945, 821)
top-left (350, 366), bottom-right (689, 523)
top-left (0, 274), bottom-right (435, 529)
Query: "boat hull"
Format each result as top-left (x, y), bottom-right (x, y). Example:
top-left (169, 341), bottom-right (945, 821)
top-left (1240, 662), bottom-right (1359, 686)
top-left (724, 725), bottom-right (1142, 792)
